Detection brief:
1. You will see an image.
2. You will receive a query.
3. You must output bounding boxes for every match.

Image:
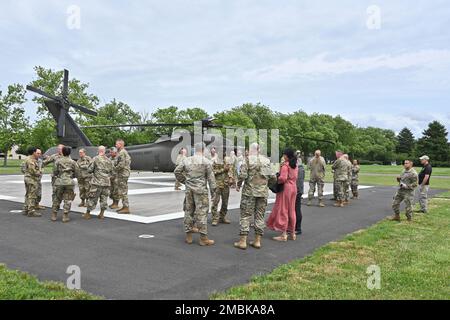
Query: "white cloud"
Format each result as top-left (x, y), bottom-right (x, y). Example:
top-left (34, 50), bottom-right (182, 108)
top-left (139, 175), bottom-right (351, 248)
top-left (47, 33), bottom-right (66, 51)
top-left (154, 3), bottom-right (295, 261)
top-left (245, 50), bottom-right (450, 81)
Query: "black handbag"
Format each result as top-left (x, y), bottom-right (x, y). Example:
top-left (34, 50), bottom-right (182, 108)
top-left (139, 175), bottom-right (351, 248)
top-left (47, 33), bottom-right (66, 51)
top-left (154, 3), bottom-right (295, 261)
top-left (269, 172), bottom-right (284, 193)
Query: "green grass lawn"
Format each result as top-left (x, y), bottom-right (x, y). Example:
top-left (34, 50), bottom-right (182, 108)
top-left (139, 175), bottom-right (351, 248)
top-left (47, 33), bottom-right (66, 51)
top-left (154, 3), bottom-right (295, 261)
top-left (0, 159), bottom-right (53, 175)
top-left (0, 264), bottom-right (100, 300)
top-left (212, 193), bottom-right (450, 300)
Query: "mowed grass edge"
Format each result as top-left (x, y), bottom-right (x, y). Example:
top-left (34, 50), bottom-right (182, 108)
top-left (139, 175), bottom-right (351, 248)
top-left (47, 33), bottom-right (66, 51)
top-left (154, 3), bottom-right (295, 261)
top-left (0, 264), bottom-right (101, 300)
top-left (211, 192), bottom-right (450, 300)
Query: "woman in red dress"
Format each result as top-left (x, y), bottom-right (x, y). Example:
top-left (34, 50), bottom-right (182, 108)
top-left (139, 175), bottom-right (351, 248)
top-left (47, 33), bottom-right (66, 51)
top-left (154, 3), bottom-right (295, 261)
top-left (267, 149), bottom-right (298, 241)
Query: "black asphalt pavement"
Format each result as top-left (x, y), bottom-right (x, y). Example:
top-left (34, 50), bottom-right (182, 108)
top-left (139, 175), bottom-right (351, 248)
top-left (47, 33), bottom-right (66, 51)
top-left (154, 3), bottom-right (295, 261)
top-left (0, 186), bottom-right (443, 300)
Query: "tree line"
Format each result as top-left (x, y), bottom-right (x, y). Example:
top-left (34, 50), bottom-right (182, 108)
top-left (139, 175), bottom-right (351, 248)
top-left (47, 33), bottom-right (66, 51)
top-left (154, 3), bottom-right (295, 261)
top-left (1, 66), bottom-right (449, 167)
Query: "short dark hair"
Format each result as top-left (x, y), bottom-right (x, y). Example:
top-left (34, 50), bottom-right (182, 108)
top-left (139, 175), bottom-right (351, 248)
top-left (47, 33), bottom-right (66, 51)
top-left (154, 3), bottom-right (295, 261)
top-left (27, 147), bottom-right (37, 155)
top-left (62, 146), bottom-right (72, 157)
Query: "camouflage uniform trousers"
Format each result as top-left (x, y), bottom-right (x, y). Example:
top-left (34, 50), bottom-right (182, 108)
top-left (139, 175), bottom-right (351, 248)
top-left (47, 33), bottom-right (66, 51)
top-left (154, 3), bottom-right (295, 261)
top-left (117, 177), bottom-right (129, 207)
top-left (344, 181), bottom-right (350, 201)
top-left (333, 180), bottom-right (338, 199)
top-left (239, 195), bottom-right (267, 236)
top-left (37, 179), bottom-right (42, 204)
top-left (184, 189), bottom-right (209, 236)
top-left (24, 181), bottom-right (39, 214)
top-left (175, 179), bottom-right (182, 189)
top-left (110, 177), bottom-right (119, 201)
top-left (308, 177), bottom-right (325, 200)
top-left (51, 176), bottom-right (57, 203)
top-left (87, 185), bottom-right (110, 211)
top-left (78, 177), bottom-right (91, 201)
top-left (351, 180), bottom-right (359, 197)
top-left (211, 185), bottom-right (230, 221)
top-left (335, 180), bottom-right (348, 202)
top-left (392, 189), bottom-right (414, 219)
top-left (417, 185), bottom-right (429, 212)
top-left (52, 185), bottom-right (75, 213)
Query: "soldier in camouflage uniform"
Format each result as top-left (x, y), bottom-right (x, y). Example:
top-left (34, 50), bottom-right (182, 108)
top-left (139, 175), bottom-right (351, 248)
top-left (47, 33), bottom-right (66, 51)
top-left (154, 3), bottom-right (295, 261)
top-left (108, 147), bottom-right (120, 209)
top-left (51, 146), bottom-right (77, 223)
top-left (42, 144), bottom-right (64, 203)
top-left (115, 139), bottom-right (132, 214)
top-left (391, 160), bottom-right (418, 222)
top-left (76, 148), bottom-right (93, 207)
top-left (343, 154), bottom-right (352, 204)
top-left (174, 142), bottom-right (216, 246)
top-left (234, 143), bottom-right (276, 250)
top-left (332, 155), bottom-right (351, 207)
top-left (351, 160), bottom-right (360, 199)
top-left (23, 147), bottom-right (43, 217)
top-left (307, 150), bottom-right (326, 207)
top-left (174, 147), bottom-right (187, 191)
top-left (83, 146), bottom-right (113, 220)
top-left (21, 149), bottom-right (45, 211)
top-left (210, 147), bottom-right (235, 226)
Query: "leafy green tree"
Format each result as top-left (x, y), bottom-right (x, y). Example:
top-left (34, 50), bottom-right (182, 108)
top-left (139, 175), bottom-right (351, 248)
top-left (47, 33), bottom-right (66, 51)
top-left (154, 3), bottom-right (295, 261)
top-left (396, 127), bottom-right (415, 155)
top-left (0, 84), bottom-right (29, 166)
top-left (26, 118), bottom-right (57, 153)
top-left (416, 121), bottom-right (450, 162)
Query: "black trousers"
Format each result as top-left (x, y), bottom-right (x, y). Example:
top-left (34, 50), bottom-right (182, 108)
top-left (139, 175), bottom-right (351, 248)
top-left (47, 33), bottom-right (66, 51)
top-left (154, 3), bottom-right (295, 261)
top-left (295, 193), bottom-right (303, 232)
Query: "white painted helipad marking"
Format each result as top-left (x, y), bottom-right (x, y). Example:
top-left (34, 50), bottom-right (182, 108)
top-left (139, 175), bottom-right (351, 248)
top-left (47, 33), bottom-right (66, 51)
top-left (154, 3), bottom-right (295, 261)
top-left (138, 234), bottom-right (155, 239)
top-left (0, 195), bottom-right (18, 200)
top-left (128, 180), bottom-right (178, 187)
top-left (10, 210), bottom-right (23, 213)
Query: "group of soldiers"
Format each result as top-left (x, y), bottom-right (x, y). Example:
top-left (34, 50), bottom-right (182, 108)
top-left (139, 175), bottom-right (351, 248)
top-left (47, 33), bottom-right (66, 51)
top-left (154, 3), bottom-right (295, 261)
top-left (21, 139), bottom-right (131, 222)
top-left (306, 150), bottom-right (360, 208)
top-left (174, 142), bottom-right (278, 248)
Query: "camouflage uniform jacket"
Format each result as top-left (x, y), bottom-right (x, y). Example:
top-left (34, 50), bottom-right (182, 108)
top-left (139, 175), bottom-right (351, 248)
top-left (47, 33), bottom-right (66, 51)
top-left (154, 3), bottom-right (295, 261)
top-left (351, 165), bottom-right (360, 182)
top-left (176, 154), bottom-right (186, 166)
top-left (238, 154), bottom-right (276, 198)
top-left (54, 157), bottom-right (77, 186)
top-left (211, 155), bottom-right (234, 188)
top-left (308, 156), bottom-right (326, 179)
top-left (174, 154), bottom-right (216, 194)
top-left (332, 158), bottom-right (351, 182)
top-left (398, 168), bottom-right (418, 191)
top-left (88, 155), bottom-right (114, 187)
top-left (116, 149), bottom-right (131, 178)
top-left (110, 155), bottom-right (118, 178)
top-left (43, 153), bottom-right (63, 177)
top-left (346, 160), bottom-right (352, 181)
top-left (23, 157), bottom-right (42, 185)
top-left (77, 156), bottom-right (93, 179)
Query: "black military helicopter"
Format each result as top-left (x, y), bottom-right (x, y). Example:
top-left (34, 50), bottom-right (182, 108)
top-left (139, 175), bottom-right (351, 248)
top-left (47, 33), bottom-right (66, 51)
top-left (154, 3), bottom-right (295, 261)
top-left (27, 69), bottom-right (335, 172)
top-left (26, 69), bottom-right (239, 172)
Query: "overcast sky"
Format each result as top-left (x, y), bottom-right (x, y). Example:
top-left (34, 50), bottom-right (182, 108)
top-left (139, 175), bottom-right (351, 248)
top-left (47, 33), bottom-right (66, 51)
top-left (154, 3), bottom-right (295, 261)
top-left (1, 0), bottom-right (449, 137)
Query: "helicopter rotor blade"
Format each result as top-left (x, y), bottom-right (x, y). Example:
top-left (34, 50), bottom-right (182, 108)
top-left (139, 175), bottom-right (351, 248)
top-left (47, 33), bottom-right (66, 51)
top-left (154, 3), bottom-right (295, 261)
top-left (80, 123), bottom-right (193, 129)
top-left (69, 102), bottom-right (98, 116)
top-left (26, 85), bottom-right (60, 102)
top-left (57, 108), bottom-right (66, 137)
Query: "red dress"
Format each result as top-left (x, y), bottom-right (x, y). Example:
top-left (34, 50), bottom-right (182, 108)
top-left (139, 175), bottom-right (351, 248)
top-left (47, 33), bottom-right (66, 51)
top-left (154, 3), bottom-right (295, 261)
top-left (267, 162), bottom-right (298, 234)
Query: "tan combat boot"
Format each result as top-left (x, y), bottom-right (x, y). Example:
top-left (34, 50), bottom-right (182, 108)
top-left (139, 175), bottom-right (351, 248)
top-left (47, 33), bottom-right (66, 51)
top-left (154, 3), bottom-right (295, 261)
top-left (109, 201), bottom-right (119, 209)
top-left (51, 211), bottom-right (58, 221)
top-left (343, 200), bottom-right (349, 206)
top-left (234, 235), bottom-right (248, 250)
top-left (117, 207), bottom-right (130, 214)
top-left (333, 201), bottom-right (344, 207)
top-left (28, 211), bottom-right (42, 218)
top-left (306, 200), bottom-right (312, 206)
top-left (211, 219), bottom-right (219, 226)
top-left (249, 235), bottom-right (262, 249)
top-left (219, 216), bottom-right (231, 224)
top-left (62, 212), bottom-right (70, 223)
top-left (82, 210), bottom-right (91, 220)
top-left (191, 226), bottom-right (199, 233)
top-left (389, 214), bottom-right (401, 222)
top-left (319, 200), bottom-right (325, 208)
top-left (199, 235), bottom-right (215, 246)
top-left (78, 200), bottom-right (85, 207)
top-left (98, 209), bottom-right (105, 220)
top-left (35, 204), bottom-right (46, 210)
top-left (185, 232), bottom-right (193, 244)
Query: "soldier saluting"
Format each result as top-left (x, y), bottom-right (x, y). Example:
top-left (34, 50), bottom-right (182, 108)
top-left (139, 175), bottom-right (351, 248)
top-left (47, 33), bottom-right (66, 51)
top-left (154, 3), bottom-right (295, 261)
top-left (115, 139), bottom-right (131, 214)
top-left (23, 147), bottom-right (43, 218)
top-left (51, 146), bottom-right (77, 223)
top-left (83, 146), bottom-right (113, 220)
top-left (174, 142), bottom-right (216, 246)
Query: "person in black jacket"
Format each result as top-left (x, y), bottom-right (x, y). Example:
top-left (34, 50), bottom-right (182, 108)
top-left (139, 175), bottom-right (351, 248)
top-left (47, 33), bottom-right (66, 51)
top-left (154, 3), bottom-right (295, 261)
top-left (295, 151), bottom-right (305, 235)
